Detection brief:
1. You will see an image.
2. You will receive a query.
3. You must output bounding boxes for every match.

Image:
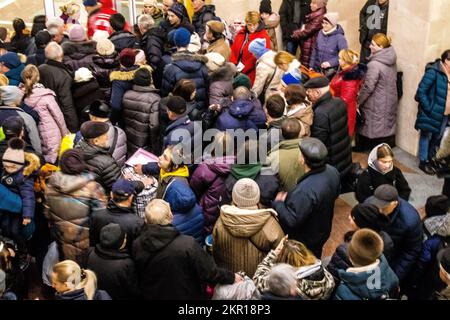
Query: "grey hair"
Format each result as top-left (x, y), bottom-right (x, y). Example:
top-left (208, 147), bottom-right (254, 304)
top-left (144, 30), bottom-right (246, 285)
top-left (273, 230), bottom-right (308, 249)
top-left (144, 199), bottom-right (173, 225)
top-left (138, 14), bottom-right (155, 33)
top-left (266, 264), bottom-right (297, 297)
top-left (45, 42), bottom-right (64, 61)
top-left (46, 17), bottom-right (64, 29)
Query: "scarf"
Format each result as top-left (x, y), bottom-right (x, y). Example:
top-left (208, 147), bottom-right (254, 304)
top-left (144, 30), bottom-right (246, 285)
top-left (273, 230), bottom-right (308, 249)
top-left (159, 165), bottom-right (189, 181)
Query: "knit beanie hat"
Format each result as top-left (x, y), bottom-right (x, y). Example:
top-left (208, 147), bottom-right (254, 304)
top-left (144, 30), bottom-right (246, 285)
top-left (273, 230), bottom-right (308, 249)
top-left (80, 121), bottom-right (110, 140)
top-left (425, 195), bottom-right (449, 217)
top-left (100, 223), bottom-right (126, 250)
top-left (60, 149), bottom-right (86, 175)
top-left (206, 20), bottom-right (225, 34)
top-left (83, 0), bottom-right (98, 6)
top-left (0, 86), bottom-right (24, 106)
top-left (68, 24), bottom-right (86, 42)
top-left (119, 48), bottom-right (137, 68)
top-left (134, 49), bottom-right (146, 65)
top-left (248, 38), bottom-right (269, 60)
top-left (168, 2), bottom-right (187, 20)
top-left (96, 38), bottom-right (115, 56)
top-left (205, 52), bottom-right (226, 72)
top-left (74, 67), bottom-right (94, 83)
top-left (233, 73), bottom-right (251, 90)
top-left (173, 27), bottom-right (191, 48)
top-left (133, 67), bottom-right (152, 86)
top-left (35, 30), bottom-right (52, 49)
top-left (348, 229), bottom-right (384, 267)
top-left (232, 178), bottom-right (260, 209)
top-left (92, 30), bottom-right (110, 42)
top-left (351, 203), bottom-right (385, 231)
top-left (2, 138), bottom-right (25, 172)
top-left (0, 52), bottom-right (21, 69)
top-left (324, 12), bottom-right (339, 26)
top-left (259, 0), bottom-right (272, 14)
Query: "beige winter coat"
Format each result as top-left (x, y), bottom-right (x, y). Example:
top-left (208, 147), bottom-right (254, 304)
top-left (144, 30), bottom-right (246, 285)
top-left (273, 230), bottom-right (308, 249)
top-left (252, 50), bottom-right (283, 100)
top-left (285, 102), bottom-right (314, 137)
top-left (213, 205), bottom-right (285, 277)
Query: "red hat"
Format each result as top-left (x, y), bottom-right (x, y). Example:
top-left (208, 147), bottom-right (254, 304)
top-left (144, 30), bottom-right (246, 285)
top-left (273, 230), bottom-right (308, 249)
top-left (119, 48), bottom-right (137, 68)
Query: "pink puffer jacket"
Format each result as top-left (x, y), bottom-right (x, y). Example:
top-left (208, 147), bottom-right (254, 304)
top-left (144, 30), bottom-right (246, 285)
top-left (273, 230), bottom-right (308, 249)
top-left (24, 87), bottom-right (68, 164)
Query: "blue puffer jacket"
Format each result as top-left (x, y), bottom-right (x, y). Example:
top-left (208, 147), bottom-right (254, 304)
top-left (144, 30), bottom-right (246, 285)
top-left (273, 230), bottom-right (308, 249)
top-left (380, 198), bottom-right (424, 282)
top-left (215, 99), bottom-right (267, 131)
top-left (163, 178), bottom-right (204, 243)
top-left (334, 255), bottom-right (399, 300)
top-left (163, 115), bottom-right (197, 151)
top-left (161, 51), bottom-right (209, 110)
top-left (415, 60), bottom-right (449, 134)
top-left (310, 25), bottom-right (348, 70)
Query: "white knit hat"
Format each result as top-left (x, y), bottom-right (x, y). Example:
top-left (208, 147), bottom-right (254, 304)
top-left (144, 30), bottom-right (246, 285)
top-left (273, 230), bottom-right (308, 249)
top-left (2, 138), bottom-right (25, 173)
top-left (205, 52), bottom-right (226, 72)
top-left (324, 12), bottom-right (339, 26)
top-left (92, 30), bottom-right (110, 43)
top-left (96, 38), bottom-right (115, 56)
top-left (232, 178), bottom-right (260, 208)
top-left (134, 49), bottom-right (146, 65)
top-left (74, 67), bottom-right (94, 83)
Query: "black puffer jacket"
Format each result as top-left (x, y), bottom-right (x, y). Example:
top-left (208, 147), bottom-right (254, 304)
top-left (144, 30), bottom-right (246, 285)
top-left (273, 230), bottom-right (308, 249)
top-left (92, 53), bottom-right (120, 99)
top-left (122, 85), bottom-right (161, 155)
top-left (140, 26), bottom-right (165, 85)
top-left (62, 41), bottom-right (97, 71)
top-left (132, 224), bottom-right (235, 300)
top-left (38, 59), bottom-right (79, 133)
top-left (75, 140), bottom-right (122, 192)
top-left (310, 92), bottom-right (352, 179)
top-left (86, 246), bottom-right (140, 300)
top-left (192, 5), bottom-right (216, 39)
top-left (109, 30), bottom-right (138, 53)
top-left (279, 0), bottom-right (312, 41)
top-left (161, 51), bottom-right (209, 110)
top-left (72, 78), bottom-right (104, 122)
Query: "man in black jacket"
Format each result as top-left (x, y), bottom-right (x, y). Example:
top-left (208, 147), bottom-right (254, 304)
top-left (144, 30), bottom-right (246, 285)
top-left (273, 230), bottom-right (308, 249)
top-left (192, 0), bottom-right (216, 40)
top-left (279, 0), bottom-right (311, 55)
top-left (133, 198), bottom-right (241, 300)
top-left (305, 76), bottom-right (352, 185)
top-left (273, 137), bottom-right (341, 258)
top-left (90, 178), bottom-right (145, 249)
top-left (109, 13), bottom-right (138, 53)
top-left (86, 223), bottom-right (140, 300)
top-left (359, 0), bottom-right (389, 63)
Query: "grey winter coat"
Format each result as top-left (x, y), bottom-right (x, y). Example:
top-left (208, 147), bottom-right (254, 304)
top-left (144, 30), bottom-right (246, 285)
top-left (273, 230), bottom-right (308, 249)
top-left (208, 63), bottom-right (236, 106)
top-left (358, 46), bottom-right (398, 139)
top-left (122, 85), bottom-right (161, 155)
top-left (106, 122), bottom-right (127, 168)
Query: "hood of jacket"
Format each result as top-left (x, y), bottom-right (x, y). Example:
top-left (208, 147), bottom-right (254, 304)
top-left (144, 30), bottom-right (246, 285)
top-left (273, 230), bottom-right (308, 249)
top-left (24, 86), bottom-right (56, 105)
top-left (94, 245), bottom-right (131, 260)
top-left (369, 46), bottom-right (397, 66)
top-left (271, 138), bottom-right (301, 153)
top-left (92, 53), bottom-right (120, 69)
top-left (21, 152), bottom-right (40, 176)
top-left (342, 63), bottom-right (368, 81)
top-left (230, 163), bottom-right (262, 180)
top-left (109, 65), bottom-right (140, 81)
top-left (368, 143), bottom-right (393, 174)
top-left (229, 99), bottom-right (255, 118)
top-left (138, 223), bottom-right (180, 253)
top-left (164, 178), bottom-right (197, 212)
top-left (209, 63), bottom-right (237, 82)
top-left (258, 50), bottom-right (277, 69)
top-left (48, 171), bottom-right (96, 194)
top-left (171, 51), bottom-right (208, 73)
top-left (220, 205), bottom-right (278, 237)
top-left (205, 156), bottom-right (234, 176)
top-left (337, 256), bottom-right (397, 300)
top-left (322, 24), bottom-right (345, 37)
top-left (426, 59), bottom-right (448, 75)
top-left (109, 30), bottom-right (135, 41)
top-left (63, 41), bottom-right (97, 59)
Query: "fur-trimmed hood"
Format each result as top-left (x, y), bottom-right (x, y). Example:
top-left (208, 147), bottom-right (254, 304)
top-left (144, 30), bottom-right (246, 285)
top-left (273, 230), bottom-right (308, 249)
top-left (109, 65), bottom-right (152, 81)
top-left (342, 63), bottom-right (368, 81)
top-left (209, 63), bottom-right (237, 82)
top-left (23, 152), bottom-right (41, 176)
top-left (62, 41), bottom-right (97, 58)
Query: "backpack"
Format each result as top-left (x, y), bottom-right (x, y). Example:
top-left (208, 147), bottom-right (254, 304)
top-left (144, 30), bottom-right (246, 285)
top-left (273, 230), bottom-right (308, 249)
top-left (300, 65), bottom-right (323, 83)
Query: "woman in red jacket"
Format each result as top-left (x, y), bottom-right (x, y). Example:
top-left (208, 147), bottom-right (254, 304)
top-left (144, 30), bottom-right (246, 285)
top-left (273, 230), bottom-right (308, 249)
top-left (330, 49), bottom-right (367, 137)
top-left (230, 11), bottom-right (271, 85)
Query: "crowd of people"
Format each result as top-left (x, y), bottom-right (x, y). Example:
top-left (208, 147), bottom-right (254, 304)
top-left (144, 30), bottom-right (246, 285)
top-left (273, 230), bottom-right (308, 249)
top-left (0, 0), bottom-right (449, 301)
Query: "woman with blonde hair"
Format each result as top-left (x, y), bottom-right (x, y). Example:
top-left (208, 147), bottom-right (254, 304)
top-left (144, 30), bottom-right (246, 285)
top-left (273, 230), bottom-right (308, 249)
top-left (51, 260), bottom-right (111, 300)
top-left (230, 11), bottom-right (271, 85)
top-left (274, 51), bottom-right (302, 87)
top-left (330, 49), bottom-right (367, 137)
top-left (60, 2), bottom-right (81, 27)
top-left (357, 33), bottom-right (398, 151)
top-left (253, 237), bottom-right (335, 300)
top-left (21, 64), bottom-right (68, 164)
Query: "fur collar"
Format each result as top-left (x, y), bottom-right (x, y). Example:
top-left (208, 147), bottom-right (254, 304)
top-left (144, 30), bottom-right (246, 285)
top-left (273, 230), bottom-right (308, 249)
top-left (171, 51), bottom-right (208, 64)
top-left (109, 65), bottom-right (151, 81)
top-left (23, 152), bottom-right (41, 176)
top-left (342, 63), bottom-right (368, 81)
top-left (209, 63), bottom-right (237, 82)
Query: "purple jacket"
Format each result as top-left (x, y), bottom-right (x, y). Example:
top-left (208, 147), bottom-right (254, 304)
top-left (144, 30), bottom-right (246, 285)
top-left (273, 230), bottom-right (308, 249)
top-left (190, 156), bottom-right (234, 234)
top-left (310, 25), bottom-right (348, 70)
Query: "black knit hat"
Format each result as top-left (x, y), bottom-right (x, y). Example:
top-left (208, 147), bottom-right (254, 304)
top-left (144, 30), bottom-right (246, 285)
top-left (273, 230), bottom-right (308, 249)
top-left (168, 2), bottom-right (187, 20)
top-left (259, 0), bottom-right (272, 14)
top-left (59, 149), bottom-right (86, 175)
top-left (133, 67), bottom-right (152, 87)
top-left (99, 223), bottom-right (126, 250)
top-left (425, 195), bottom-right (449, 217)
top-left (166, 95), bottom-right (187, 115)
top-left (80, 121), bottom-right (109, 140)
top-left (35, 30), bottom-right (51, 48)
top-left (88, 100), bottom-right (111, 118)
top-left (351, 203), bottom-right (386, 231)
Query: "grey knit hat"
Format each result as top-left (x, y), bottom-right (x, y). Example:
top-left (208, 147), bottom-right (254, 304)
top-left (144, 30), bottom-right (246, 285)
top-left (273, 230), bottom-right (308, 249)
top-left (232, 178), bottom-right (260, 208)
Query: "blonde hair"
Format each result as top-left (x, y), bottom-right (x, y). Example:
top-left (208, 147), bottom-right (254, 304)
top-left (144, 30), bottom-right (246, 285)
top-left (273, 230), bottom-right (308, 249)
top-left (372, 33), bottom-right (391, 48)
top-left (0, 74), bottom-right (9, 86)
top-left (60, 2), bottom-right (81, 17)
top-left (277, 240), bottom-right (317, 267)
top-left (274, 51), bottom-right (295, 66)
top-left (52, 260), bottom-right (97, 300)
top-left (245, 11), bottom-right (260, 25)
top-left (22, 64), bottom-right (40, 98)
top-left (145, 199), bottom-right (173, 225)
top-left (339, 49), bottom-right (359, 67)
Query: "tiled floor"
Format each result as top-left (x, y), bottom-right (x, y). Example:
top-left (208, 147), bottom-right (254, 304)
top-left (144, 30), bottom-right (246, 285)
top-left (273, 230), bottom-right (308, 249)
top-left (322, 148), bottom-right (444, 259)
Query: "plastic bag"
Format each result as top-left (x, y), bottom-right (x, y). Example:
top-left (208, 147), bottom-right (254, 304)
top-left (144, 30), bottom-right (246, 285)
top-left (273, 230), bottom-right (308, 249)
top-left (58, 133), bottom-right (76, 160)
